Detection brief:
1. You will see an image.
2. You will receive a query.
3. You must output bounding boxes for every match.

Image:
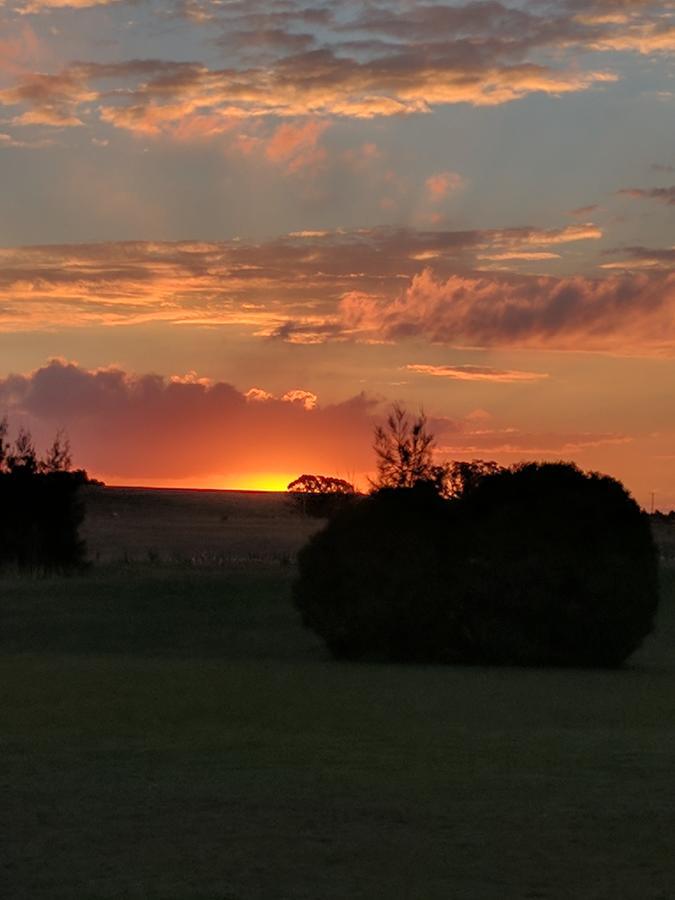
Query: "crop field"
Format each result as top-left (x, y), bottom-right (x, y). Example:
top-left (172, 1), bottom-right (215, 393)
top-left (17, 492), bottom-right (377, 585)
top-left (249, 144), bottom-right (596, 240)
top-left (2, 487), bottom-right (675, 899)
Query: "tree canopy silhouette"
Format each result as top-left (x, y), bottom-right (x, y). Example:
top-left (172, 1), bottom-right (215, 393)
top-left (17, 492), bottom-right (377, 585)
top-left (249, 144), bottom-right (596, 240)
top-left (287, 473), bottom-right (359, 518)
top-left (0, 421), bottom-right (88, 572)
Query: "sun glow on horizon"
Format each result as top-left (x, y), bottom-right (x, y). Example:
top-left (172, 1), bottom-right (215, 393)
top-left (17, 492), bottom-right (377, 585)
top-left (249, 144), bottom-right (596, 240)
top-left (221, 472), bottom-right (298, 493)
top-left (94, 472), bottom-right (299, 492)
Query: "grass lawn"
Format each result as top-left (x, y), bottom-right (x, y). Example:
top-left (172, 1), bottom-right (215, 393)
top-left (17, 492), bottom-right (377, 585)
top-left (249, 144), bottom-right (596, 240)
top-left (2, 489), bottom-right (675, 899)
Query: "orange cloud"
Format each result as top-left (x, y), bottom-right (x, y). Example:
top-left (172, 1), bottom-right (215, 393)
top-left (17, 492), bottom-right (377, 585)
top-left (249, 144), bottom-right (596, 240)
top-left (9, 0), bottom-right (118, 8)
top-left (340, 266), bottom-right (675, 355)
top-left (0, 359), bottom-right (375, 483)
top-left (436, 429), bottom-right (632, 456)
top-left (0, 35), bottom-right (619, 139)
top-left (0, 225), bottom-right (669, 356)
top-left (0, 25), bottom-right (41, 77)
top-left (0, 0), bottom-right (669, 148)
top-left (405, 364), bottom-right (549, 383)
top-left (425, 171), bottom-right (464, 202)
top-left (588, 22), bottom-right (675, 54)
top-left (0, 69), bottom-right (95, 127)
top-left (281, 389), bottom-right (318, 410)
top-left (618, 186), bottom-right (675, 206)
top-left (264, 119), bottom-right (328, 174)
top-left (477, 252), bottom-right (561, 261)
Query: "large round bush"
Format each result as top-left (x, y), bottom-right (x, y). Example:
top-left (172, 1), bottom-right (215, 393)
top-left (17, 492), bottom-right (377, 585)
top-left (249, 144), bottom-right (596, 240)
top-left (294, 462), bottom-right (659, 667)
top-left (456, 463), bottom-right (659, 667)
top-left (293, 484), bottom-right (460, 662)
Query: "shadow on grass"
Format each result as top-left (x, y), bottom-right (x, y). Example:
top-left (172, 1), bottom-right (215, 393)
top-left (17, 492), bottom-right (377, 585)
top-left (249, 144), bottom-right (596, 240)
top-left (0, 562), bottom-right (325, 661)
top-left (1, 559), bottom-right (673, 670)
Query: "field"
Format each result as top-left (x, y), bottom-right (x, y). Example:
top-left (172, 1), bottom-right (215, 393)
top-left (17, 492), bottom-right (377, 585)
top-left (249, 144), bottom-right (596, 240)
top-left (3, 487), bottom-right (675, 899)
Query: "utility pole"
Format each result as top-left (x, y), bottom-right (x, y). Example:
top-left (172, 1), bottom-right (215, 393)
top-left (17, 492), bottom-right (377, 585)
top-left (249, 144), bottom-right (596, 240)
top-left (650, 491), bottom-right (655, 515)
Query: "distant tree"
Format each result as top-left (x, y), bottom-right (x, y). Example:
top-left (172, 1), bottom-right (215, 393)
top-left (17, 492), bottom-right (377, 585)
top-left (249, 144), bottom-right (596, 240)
top-left (287, 473), bottom-right (359, 518)
top-left (370, 404), bottom-right (438, 491)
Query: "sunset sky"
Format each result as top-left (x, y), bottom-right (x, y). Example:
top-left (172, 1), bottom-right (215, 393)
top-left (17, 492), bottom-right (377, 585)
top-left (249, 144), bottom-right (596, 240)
top-left (0, 0), bottom-right (674, 505)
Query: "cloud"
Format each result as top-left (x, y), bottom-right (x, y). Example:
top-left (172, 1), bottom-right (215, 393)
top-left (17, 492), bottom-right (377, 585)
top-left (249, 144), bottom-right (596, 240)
top-left (1, 224), bottom-right (670, 356)
top-left (0, 357), bottom-right (640, 488)
top-left (435, 428), bottom-right (632, 456)
top-left (405, 364), bottom-right (549, 383)
top-left (569, 204), bottom-right (599, 217)
top-left (7, 0), bottom-right (120, 9)
top-left (0, 131), bottom-right (55, 148)
top-left (425, 171), bottom-right (464, 203)
top-left (0, 358), bottom-right (376, 482)
top-left (0, 0), bottom-right (631, 138)
top-left (618, 185), bottom-right (675, 206)
top-left (0, 0), bottom-right (125, 9)
top-left (600, 245), bottom-right (675, 270)
top-left (88, 55), bottom-right (619, 132)
top-left (0, 223), bottom-right (603, 332)
top-left (245, 387), bottom-right (274, 402)
top-left (7, 0), bottom-right (672, 141)
top-left (0, 69), bottom-right (95, 127)
top-left (264, 119), bottom-right (328, 174)
top-left (280, 388), bottom-right (318, 410)
top-left (586, 21), bottom-right (675, 54)
top-left (0, 25), bottom-right (41, 77)
top-left (340, 266), bottom-right (675, 355)
top-left (477, 252), bottom-right (561, 261)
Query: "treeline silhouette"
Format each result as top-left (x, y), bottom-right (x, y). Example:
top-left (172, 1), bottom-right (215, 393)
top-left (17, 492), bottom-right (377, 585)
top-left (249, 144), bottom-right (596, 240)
top-left (293, 406), bottom-right (659, 668)
top-left (0, 421), bottom-right (89, 572)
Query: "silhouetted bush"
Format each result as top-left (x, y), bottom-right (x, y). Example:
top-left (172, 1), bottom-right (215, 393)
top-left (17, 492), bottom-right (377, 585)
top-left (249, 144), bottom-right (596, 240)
top-left (0, 423), bottom-right (88, 573)
top-left (294, 462), bottom-right (659, 667)
top-left (455, 463), bottom-right (659, 667)
top-left (294, 484), bottom-right (459, 661)
top-left (0, 469), bottom-right (87, 573)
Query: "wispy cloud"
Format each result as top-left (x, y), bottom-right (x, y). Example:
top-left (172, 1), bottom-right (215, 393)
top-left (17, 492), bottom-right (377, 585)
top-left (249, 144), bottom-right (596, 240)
top-left (618, 185), bottom-right (675, 206)
top-left (600, 245), bottom-right (675, 270)
top-left (405, 364), bottom-right (549, 383)
top-left (436, 428), bottom-right (632, 456)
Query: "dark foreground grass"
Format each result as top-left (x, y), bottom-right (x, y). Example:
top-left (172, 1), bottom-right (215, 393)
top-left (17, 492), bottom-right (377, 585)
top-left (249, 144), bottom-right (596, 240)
top-left (2, 562), bottom-right (675, 899)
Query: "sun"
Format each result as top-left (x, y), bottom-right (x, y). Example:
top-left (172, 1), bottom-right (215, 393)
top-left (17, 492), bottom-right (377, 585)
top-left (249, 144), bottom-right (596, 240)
top-left (224, 472), bottom-right (297, 492)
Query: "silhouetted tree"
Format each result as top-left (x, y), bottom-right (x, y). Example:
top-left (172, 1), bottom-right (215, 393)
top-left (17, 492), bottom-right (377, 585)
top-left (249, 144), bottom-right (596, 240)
top-left (0, 416), bottom-right (8, 469)
top-left (6, 427), bottom-right (38, 475)
top-left (0, 424), bottom-right (87, 572)
top-left (287, 473), bottom-right (359, 518)
top-left (371, 404), bottom-right (438, 490)
top-left (40, 429), bottom-right (72, 473)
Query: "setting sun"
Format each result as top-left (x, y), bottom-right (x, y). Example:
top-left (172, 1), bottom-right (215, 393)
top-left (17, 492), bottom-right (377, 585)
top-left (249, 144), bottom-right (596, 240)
top-left (223, 473), bottom-right (299, 493)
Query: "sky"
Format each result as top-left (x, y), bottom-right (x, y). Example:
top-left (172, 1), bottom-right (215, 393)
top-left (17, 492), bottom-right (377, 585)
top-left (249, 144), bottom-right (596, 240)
top-left (0, 0), bottom-right (673, 504)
